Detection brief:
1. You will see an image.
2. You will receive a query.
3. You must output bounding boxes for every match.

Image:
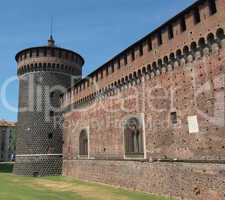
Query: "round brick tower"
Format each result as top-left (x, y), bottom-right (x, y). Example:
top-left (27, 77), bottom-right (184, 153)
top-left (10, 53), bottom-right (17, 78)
top-left (14, 36), bottom-right (84, 176)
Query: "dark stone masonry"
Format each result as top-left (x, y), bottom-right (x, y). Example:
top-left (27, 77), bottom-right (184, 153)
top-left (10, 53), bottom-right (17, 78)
top-left (14, 37), bottom-right (84, 176)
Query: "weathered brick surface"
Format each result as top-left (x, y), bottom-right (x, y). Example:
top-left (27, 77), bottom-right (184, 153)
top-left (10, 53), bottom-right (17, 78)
top-left (63, 47), bottom-right (225, 161)
top-left (62, 1), bottom-right (225, 199)
top-left (63, 160), bottom-right (225, 200)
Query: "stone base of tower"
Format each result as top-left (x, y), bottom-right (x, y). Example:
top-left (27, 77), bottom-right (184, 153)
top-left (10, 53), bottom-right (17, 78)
top-left (13, 155), bottom-right (62, 176)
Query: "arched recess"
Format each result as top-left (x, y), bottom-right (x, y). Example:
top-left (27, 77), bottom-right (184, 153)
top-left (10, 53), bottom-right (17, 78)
top-left (176, 49), bottom-right (182, 59)
top-left (124, 117), bottom-right (144, 158)
top-left (198, 37), bottom-right (206, 49)
top-left (191, 42), bottom-right (197, 52)
top-left (163, 56), bottom-right (169, 64)
top-left (169, 53), bottom-right (175, 62)
top-left (207, 33), bottom-right (215, 45)
top-left (142, 66), bottom-right (147, 74)
top-left (216, 28), bottom-right (225, 40)
top-left (158, 59), bottom-right (163, 67)
top-left (79, 129), bottom-right (89, 157)
top-left (183, 46), bottom-right (189, 56)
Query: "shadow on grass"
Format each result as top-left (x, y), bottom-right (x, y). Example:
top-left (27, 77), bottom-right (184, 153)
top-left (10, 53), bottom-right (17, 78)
top-left (0, 163), bottom-right (13, 173)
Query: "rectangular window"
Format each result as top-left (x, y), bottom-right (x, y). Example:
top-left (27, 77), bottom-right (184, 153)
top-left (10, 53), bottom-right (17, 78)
top-left (124, 55), bottom-right (128, 65)
top-left (106, 67), bottom-right (109, 76)
top-left (48, 133), bottom-right (53, 139)
top-left (193, 8), bottom-right (201, 24)
top-left (131, 50), bottom-right (135, 61)
top-left (157, 31), bottom-right (163, 46)
top-left (111, 64), bottom-right (114, 73)
top-left (100, 70), bottom-right (103, 79)
top-left (44, 49), bottom-right (47, 56)
top-left (58, 51), bottom-right (62, 58)
top-left (209, 0), bottom-right (217, 15)
top-left (171, 112), bottom-right (177, 124)
top-left (36, 49), bottom-right (39, 57)
top-left (139, 44), bottom-right (143, 56)
top-left (50, 111), bottom-right (54, 117)
top-left (51, 49), bottom-right (55, 56)
top-left (180, 17), bottom-right (187, 32)
top-left (117, 59), bottom-right (121, 69)
top-left (148, 38), bottom-right (152, 51)
top-left (168, 25), bottom-right (174, 40)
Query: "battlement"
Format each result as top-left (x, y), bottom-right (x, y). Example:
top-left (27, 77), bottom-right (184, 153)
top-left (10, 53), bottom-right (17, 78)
top-left (62, 0), bottom-right (225, 108)
top-left (16, 46), bottom-right (84, 76)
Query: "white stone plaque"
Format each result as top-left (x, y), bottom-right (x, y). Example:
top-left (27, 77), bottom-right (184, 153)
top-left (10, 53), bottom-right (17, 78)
top-left (188, 115), bottom-right (199, 134)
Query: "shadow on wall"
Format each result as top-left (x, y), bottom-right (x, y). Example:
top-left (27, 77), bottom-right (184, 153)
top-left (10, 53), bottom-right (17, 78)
top-left (0, 163), bottom-right (13, 173)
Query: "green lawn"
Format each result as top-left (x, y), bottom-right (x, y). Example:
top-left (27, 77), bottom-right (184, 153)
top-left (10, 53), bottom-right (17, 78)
top-left (0, 163), bottom-right (172, 200)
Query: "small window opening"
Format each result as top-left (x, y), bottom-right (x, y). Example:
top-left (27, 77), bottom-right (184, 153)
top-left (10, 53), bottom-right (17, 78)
top-left (171, 112), bottom-right (177, 124)
top-left (193, 8), bottom-right (201, 24)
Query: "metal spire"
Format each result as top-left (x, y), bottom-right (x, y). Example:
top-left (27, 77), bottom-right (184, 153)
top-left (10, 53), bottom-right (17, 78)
top-left (48, 17), bottom-right (55, 47)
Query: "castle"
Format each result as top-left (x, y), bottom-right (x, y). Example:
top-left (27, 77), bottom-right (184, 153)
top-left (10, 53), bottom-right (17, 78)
top-left (15, 0), bottom-right (225, 199)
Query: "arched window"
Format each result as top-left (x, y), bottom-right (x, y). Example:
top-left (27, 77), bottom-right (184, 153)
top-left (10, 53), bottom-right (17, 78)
top-left (169, 53), bottom-right (175, 61)
top-left (207, 33), bottom-right (215, 45)
top-left (124, 117), bottom-right (144, 156)
top-left (79, 130), bottom-right (88, 156)
top-left (176, 49), bottom-right (182, 59)
top-left (216, 28), bottom-right (225, 40)
top-left (158, 59), bottom-right (163, 67)
top-left (191, 42), bottom-right (197, 52)
top-left (152, 62), bottom-right (157, 70)
top-left (198, 37), bottom-right (206, 48)
top-left (138, 69), bottom-right (142, 77)
top-left (163, 56), bottom-right (169, 64)
top-left (183, 46), bottom-right (189, 56)
top-left (147, 64), bottom-right (151, 72)
top-left (142, 67), bottom-right (147, 74)
top-left (129, 73), bottom-right (133, 80)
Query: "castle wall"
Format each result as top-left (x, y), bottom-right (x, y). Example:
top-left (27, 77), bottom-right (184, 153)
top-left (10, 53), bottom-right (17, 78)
top-left (63, 160), bottom-right (225, 200)
top-left (63, 42), bottom-right (225, 162)
top-left (61, 0), bottom-right (225, 199)
top-left (63, 39), bottom-right (225, 199)
top-left (62, 0), bottom-right (225, 107)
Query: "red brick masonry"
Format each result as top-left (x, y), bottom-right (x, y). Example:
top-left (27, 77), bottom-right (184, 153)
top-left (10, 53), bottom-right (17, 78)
top-left (62, 0), bottom-right (225, 199)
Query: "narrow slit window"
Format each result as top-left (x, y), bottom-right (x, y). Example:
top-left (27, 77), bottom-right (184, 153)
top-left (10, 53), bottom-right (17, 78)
top-left (209, 0), bottom-right (217, 15)
top-left (171, 112), bottom-right (177, 124)
top-left (157, 32), bottom-right (163, 46)
top-left (49, 111), bottom-right (54, 117)
top-left (168, 25), bottom-right (174, 40)
top-left (100, 70), bottom-right (103, 79)
top-left (117, 59), bottom-right (121, 69)
top-left (111, 64), bottom-right (114, 73)
top-left (50, 92), bottom-right (55, 98)
top-left (139, 44), bottom-right (143, 56)
top-left (36, 49), bottom-right (39, 57)
top-left (193, 8), bottom-right (201, 24)
top-left (131, 51), bottom-right (135, 61)
top-left (180, 17), bottom-right (187, 32)
top-left (48, 133), bottom-right (53, 139)
top-left (148, 38), bottom-right (152, 51)
top-left (124, 55), bottom-right (128, 65)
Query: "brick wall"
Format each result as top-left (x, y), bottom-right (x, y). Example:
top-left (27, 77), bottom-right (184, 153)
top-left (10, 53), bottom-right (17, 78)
top-left (63, 160), bottom-right (225, 200)
top-left (63, 42), bottom-right (225, 161)
top-left (62, 0), bottom-right (225, 199)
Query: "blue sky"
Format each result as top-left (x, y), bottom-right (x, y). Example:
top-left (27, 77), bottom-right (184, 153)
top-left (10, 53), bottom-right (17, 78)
top-left (0, 0), bottom-right (196, 121)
